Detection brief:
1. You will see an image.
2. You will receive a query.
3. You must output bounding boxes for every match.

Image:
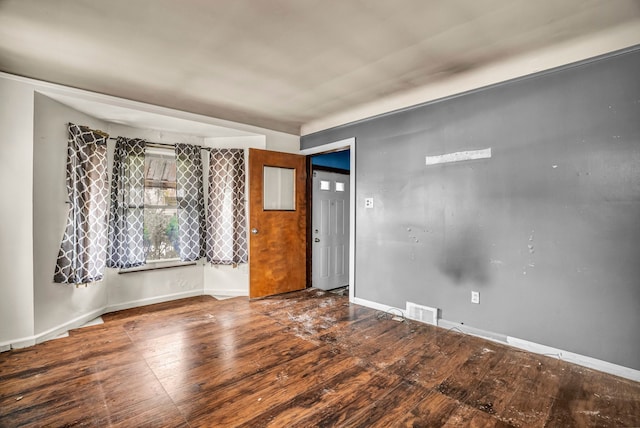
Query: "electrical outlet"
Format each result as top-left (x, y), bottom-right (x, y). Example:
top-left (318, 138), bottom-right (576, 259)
top-left (471, 291), bottom-right (480, 304)
top-left (365, 198), bottom-right (374, 209)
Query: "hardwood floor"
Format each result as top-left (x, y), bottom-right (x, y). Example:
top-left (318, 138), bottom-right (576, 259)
top-left (1, 289), bottom-right (639, 427)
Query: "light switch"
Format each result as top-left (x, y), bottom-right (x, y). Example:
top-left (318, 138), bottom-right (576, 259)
top-left (365, 198), bottom-right (374, 209)
top-left (471, 291), bottom-right (480, 304)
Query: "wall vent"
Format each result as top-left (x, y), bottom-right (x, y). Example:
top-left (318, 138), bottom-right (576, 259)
top-left (405, 302), bottom-right (438, 326)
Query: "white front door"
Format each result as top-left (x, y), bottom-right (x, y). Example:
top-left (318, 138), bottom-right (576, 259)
top-left (312, 169), bottom-right (350, 290)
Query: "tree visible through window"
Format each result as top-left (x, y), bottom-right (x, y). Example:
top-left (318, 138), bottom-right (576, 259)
top-left (108, 140), bottom-right (246, 268)
top-left (144, 149), bottom-right (180, 260)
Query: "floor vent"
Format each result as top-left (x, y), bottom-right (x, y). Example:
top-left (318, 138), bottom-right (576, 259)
top-left (405, 302), bottom-right (438, 326)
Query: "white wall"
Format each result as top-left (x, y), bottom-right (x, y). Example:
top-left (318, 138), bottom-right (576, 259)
top-left (261, 132), bottom-right (300, 154)
top-left (0, 72), bottom-right (301, 349)
top-left (32, 93), bottom-right (109, 339)
top-left (31, 96), bottom-right (213, 340)
top-left (0, 78), bottom-right (35, 348)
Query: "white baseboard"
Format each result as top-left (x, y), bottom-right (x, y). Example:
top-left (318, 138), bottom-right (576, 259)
top-left (352, 296), bottom-right (405, 315)
top-left (203, 288), bottom-right (248, 298)
top-left (437, 319), bottom-right (508, 343)
top-left (0, 336), bottom-right (36, 350)
top-left (506, 336), bottom-right (640, 382)
top-left (35, 307), bottom-right (106, 344)
top-left (0, 307), bottom-right (106, 350)
top-left (352, 297), bottom-right (640, 382)
top-left (105, 289), bottom-right (204, 313)
top-left (1, 289), bottom-right (208, 353)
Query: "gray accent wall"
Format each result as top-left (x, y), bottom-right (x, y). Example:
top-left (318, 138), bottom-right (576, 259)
top-left (301, 47), bottom-right (640, 370)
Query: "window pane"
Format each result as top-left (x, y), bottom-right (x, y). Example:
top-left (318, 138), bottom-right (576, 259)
top-left (263, 166), bottom-right (295, 210)
top-left (143, 208), bottom-right (180, 260)
top-left (144, 187), bottom-right (177, 206)
top-left (143, 150), bottom-right (180, 261)
top-left (145, 152), bottom-right (176, 188)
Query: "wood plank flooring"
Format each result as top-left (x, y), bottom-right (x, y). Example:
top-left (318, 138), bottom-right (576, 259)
top-left (1, 289), bottom-right (639, 427)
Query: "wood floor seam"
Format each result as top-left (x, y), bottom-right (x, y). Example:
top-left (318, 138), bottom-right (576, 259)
top-left (129, 325), bottom-right (191, 427)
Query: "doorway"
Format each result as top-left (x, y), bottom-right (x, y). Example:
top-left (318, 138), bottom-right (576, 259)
top-left (301, 138), bottom-right (356, 302)
top-left (311, 152), bottom-right (350, 290)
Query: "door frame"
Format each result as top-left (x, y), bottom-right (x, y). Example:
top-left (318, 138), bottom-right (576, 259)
top-left (301, 137), bottom-right (355, 303)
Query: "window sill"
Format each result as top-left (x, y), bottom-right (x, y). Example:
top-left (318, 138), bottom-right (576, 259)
top-left (118, 259), bottom-right (197, 274)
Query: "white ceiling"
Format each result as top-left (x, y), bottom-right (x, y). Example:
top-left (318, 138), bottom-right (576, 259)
top-left (1, 0), bottom-right (639, 135)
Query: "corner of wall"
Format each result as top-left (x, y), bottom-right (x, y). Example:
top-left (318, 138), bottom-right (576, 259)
top-left (203, 263), bottom-right (249, 297)
top-left (0, 75), bottom-right (36, 344)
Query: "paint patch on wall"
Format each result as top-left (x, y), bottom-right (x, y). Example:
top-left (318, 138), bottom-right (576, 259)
top-left (438, 225), bottom-right (490, 285)
top-left (425, 148), bottom-right (492, 166)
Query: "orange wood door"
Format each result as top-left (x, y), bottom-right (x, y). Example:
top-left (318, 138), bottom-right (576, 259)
top-left (249, 149), bottom-right (307, 298)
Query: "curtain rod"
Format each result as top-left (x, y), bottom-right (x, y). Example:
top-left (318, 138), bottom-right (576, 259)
top-left (78, 126), bottom-right (196, 150)
top-left (107, 137), bottom-right (209, 151)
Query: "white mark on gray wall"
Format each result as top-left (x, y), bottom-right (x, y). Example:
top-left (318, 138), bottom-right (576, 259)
top-left (523, 230), bottom-right (537, 275)
top-left (406, 227), bottom-right (419, 243)
top-left (528, 230), bottom-right (535, 254)
top-left (425, 148), bottom-right (491, 166)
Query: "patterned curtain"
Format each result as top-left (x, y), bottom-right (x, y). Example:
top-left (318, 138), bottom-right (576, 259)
top-left (106, 137), bottom-right (146, 268)
top-left (206, 149), bottom-right (248, 264)
top-left (54, 124), bottom-right (110, 284)
top-left (176, 143), bottom-right (205, 261)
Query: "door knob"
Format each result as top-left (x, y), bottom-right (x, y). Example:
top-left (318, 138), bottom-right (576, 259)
top-left (314, 238), bottom-right (320, 243)
top-left (251, 228), bottom-right (259, 234)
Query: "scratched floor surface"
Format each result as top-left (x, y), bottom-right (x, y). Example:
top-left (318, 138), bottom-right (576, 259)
top-left (1, 289), bottom-right (639, 427)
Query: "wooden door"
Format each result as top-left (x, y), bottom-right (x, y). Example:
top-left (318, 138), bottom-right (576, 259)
top-left (249, 149), bottom-right (307, 298)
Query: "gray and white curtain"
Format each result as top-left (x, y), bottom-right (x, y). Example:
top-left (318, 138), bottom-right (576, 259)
top-left (206, 149), bottom-right (248, 264)
top-left (176, 143), bottom-right (205, 261)
top-left (107, 137), bottom-right (146, 268)
top-left (54, 124), bottom-right (109, 284)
